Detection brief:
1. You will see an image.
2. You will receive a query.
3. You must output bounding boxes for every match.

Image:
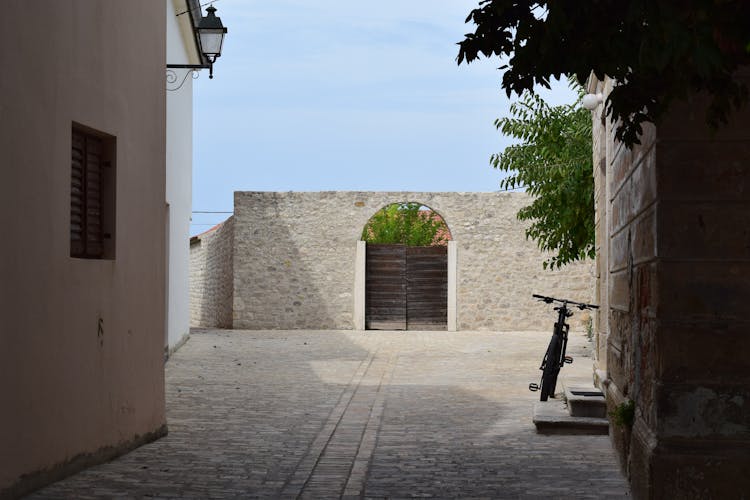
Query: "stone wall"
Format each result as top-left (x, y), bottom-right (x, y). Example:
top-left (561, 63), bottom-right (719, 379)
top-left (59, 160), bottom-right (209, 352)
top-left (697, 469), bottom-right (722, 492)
top-left (190, 218), bottom-right (234, 328)
top-left (231, 191), bottom-right (594, 331)
top-left (590, 73), bottom-right (750, 499)
top-left (590, 75), bottom-right (659, 480)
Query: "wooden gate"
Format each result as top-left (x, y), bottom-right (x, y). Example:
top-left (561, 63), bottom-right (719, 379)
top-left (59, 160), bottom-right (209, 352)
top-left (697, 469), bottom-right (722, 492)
top-left (365, 244), bottom-right (447, 330)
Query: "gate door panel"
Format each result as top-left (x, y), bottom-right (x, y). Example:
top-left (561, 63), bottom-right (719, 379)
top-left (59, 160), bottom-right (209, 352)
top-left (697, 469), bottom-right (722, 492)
top-left (406, 246), bottom-right (447, 330)
top-left (365, 244), bottom-right (407, 330)
top-left (365, 244), bottom-right (447, 330)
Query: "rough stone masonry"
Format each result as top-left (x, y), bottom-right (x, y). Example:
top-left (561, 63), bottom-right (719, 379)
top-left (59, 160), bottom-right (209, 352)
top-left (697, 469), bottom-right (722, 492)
top-left (190, 191), bottom-right (594, 331)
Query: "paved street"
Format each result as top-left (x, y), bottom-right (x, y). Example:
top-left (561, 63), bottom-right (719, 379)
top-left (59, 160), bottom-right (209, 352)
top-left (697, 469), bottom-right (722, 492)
top-left (31, 329), bottom-right (629, 499)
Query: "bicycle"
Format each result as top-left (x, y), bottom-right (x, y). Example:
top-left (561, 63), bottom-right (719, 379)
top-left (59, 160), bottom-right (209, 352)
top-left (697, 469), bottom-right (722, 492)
top-left (528, 294), bottom-right (598, 401)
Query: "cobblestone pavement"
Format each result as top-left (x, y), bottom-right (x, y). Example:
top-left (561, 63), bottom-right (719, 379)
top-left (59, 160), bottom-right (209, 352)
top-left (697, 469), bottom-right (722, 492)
top-left (31, 329), bottom-right (630, 499)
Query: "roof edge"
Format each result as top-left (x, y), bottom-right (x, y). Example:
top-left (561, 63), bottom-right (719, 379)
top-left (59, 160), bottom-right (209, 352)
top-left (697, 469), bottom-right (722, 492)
top-left (186, 0), bottom-right (209, 65)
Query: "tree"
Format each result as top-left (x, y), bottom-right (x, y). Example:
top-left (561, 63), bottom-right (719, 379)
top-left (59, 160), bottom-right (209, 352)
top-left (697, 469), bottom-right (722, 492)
top-left (361, 203), bottom-right (449, 246)
top-left (494, 84), bottom-right (594, 269)
top-left (457, 1), bottom-right (750, 146)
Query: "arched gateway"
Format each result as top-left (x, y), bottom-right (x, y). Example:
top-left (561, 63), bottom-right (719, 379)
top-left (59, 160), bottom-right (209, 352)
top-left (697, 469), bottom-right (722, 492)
top-left (360, 203), bottom-right (452, 331)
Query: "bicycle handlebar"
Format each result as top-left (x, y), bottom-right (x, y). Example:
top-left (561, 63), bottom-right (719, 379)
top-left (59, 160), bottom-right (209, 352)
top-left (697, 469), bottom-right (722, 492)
top-left (532, 294), bottom-right (599, 310)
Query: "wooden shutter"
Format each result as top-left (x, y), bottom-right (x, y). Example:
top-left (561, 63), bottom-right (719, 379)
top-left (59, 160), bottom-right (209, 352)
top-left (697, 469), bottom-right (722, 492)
top-left (70, 131), bottom-right (85, 256)
top-left (71, 130), bottom-right (104, 258)
top-left (84, 135), bottom-right (103, 257)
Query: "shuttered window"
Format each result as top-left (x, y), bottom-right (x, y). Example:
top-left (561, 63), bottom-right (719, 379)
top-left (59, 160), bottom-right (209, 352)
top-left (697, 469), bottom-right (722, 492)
top-left (71, 127), bottom-right (114, 259)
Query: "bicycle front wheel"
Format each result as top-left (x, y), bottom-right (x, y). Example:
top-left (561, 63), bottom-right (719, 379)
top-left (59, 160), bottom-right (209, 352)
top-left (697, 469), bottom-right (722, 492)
top-left (540, 335), bottom-right (562, 401)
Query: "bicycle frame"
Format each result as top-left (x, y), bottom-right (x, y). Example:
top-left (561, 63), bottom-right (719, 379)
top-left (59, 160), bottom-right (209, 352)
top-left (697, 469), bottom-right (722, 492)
top-left (550, 303), bottom-right (571, 370)
top-left (529, 294), bottom-right (598, 401)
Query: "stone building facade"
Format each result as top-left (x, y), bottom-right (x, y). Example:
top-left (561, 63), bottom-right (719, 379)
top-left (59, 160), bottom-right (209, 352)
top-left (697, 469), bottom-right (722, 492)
top-left (191, 191), bottom-right (594, 332)
top-left (589, 72), bottom-right (750, 498)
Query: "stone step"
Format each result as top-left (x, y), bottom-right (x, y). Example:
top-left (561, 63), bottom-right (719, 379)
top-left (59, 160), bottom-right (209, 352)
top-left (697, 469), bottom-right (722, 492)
top-left (532, 399), bottom-right (609, 435)
top-left (564, 385), bottom-right (607, 418)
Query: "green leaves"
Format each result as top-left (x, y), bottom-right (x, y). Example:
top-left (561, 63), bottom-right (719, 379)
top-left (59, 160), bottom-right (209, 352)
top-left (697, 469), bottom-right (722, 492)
top-left (457, 1), bottom-right (750, 147)
top-left (492, 82), bottom-right (595, 269)
top-left (361, 203), bottom-right (450, 247)
top-left (610, 400), bottom-right (636, 428)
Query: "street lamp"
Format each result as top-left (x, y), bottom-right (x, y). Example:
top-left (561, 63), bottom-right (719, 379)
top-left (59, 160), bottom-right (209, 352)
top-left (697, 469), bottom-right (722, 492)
top-left (582, 93), bottom-right (604, 111)
top-left (167, 5), bottom-right (228, 80)
top-left (195, 6), bottom-right (227, 78)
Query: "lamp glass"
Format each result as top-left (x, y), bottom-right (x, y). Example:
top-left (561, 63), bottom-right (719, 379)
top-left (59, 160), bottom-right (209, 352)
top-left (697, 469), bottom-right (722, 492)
top-left (199, 29), bottom-right (225, 58)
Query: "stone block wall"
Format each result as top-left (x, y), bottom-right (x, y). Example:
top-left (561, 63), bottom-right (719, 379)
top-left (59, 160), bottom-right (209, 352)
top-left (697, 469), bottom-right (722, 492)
top-left (643, 91), bottom-right (750, 499)
top-left (189, 218), bottom-right (234, 328)
top-left (591, 78), bottom-right (611, 378)
top-left (595, 76), bottom-right (660, 477)
top-left (231, 191), bottom-right (593, 331)
top-left (590, 73), bottom-right (750, 499)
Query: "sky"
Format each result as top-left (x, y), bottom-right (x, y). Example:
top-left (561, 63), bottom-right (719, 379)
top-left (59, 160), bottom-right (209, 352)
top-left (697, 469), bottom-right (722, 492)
top-left (190, 1), bottom-right (577, 234)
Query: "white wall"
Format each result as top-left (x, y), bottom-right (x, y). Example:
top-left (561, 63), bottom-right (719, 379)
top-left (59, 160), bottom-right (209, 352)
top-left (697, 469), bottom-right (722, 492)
top-left (165, 0), bottom-right (197, 352)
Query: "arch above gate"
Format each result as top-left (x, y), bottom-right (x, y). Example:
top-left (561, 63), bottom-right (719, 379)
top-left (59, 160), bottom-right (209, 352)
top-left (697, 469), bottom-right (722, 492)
top-left (359, 202), bottom-right (452, 246)
top-left (354, 205), bottom-right (456, 331)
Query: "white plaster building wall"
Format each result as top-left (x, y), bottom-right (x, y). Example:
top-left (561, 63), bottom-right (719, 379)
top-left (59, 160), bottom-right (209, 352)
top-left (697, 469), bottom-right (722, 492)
top-left (227, 192), bottom-right (594, 331)
top-left (165, 0), bottom-right (197, 352)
